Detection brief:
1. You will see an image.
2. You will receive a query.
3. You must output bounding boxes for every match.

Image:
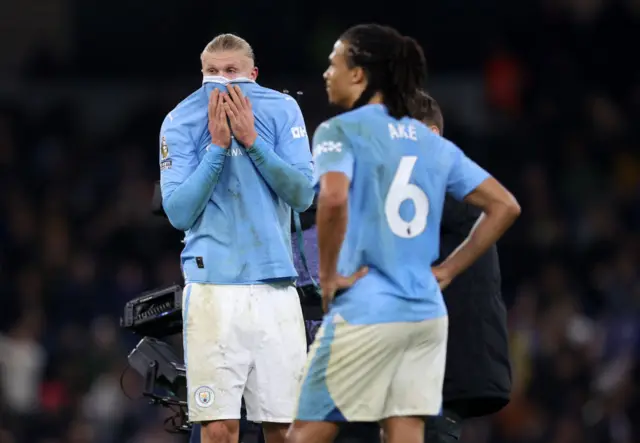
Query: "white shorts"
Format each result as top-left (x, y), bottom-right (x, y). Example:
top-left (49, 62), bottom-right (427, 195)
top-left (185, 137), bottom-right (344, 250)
top-left (182, 282), bottom-right (307, 423)
top-left (296, 315), bottom-right (448, 422)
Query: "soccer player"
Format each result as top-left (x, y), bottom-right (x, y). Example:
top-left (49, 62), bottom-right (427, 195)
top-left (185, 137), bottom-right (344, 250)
top-left (160, 34), bottom-right (314, 443)
top-left (286, 24), bottom-right (520, 443)
top-left (415, 91), bottom-right (512, 443)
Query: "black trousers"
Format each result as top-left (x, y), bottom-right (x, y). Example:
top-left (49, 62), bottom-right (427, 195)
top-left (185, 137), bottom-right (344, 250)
top-left (425, 410), bottom-right (463, 443)
top-left (304, 410), bottom-right (462, 443)
top-left (331, 410), bottom-right (462, 443)
top-left (335, 409), bottom-right (462, 443)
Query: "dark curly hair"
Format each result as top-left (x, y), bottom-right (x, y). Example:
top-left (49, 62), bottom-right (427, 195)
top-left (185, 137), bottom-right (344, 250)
top-left (340, 24), bottom-right (427, 119)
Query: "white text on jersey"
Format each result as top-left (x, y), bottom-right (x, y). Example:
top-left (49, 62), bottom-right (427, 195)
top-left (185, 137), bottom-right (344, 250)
top-left (227, 147), bottom-right (243, 157)
top-left (389, 123), bottom-right (418, 141)
top-left (206, 145), bottom-right (243, 157)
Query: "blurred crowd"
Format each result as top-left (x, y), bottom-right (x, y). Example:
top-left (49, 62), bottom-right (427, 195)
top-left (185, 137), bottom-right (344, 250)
top-left (0, 1), bottom-right (639, 442)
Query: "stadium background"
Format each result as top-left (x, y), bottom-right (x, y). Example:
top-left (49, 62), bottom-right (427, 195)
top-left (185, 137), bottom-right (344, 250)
top-left (0, 0), bottom-right (639, 442)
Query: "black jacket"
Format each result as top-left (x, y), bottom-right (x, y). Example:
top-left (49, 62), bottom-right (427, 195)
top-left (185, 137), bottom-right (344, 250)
top-left (438, 196), bottom-right (511, 418)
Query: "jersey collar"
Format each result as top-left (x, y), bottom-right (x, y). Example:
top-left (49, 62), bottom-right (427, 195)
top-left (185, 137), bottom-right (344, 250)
top-left (202, 75), bottom-right (256, 85)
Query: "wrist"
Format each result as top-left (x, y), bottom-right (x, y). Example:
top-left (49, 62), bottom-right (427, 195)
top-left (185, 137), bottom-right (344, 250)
top-left (211, 139), bottom-right (230, 149)
top-left (242, 131), bottom-right (258, 148)
top-left (206, 143), bottom-right (228, 154)
top-left (319, 270), bottom-right (337, 282)
top-left (437, 262), bottom-right (458, 281)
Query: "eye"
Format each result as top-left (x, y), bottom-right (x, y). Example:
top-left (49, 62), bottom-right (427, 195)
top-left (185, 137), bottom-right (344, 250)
top-left (226, 68), bottom-right (237, 73)
top-left (208, 68), bottom-right (217, 74)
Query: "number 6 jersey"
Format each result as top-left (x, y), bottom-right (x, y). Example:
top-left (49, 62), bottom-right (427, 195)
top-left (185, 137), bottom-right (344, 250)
top-left (312, 103), bottom-right (490, 325)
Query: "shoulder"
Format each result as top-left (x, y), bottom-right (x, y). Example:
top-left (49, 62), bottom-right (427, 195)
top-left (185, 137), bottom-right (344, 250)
top-left (438, 136), bottom-right (464, 162)
top-left (159, 88), bottom-right (208, 153)
top-left (313, 116), bottom-right (344, 141)
top-left (251, 85), bottom-right (304, 131)
top-left (312, 117), bottom-right (356, 157)
top-left (161, 87), bottom-right (205, 132)
top-left (315, 111), bottom-right (362, 134)
top-left (255, 84), bottom-right (295, 100)
top-left (262, 86), bottom-right (303, 116)
top-left (327, 105), bottom-right (386, 137)
top-left (423, 135), bottom-right (465, 172)
top-left (418, 130), bottom-right (461, 156)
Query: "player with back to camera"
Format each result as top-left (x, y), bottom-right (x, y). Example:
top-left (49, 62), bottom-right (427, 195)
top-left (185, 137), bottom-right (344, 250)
top-left (159, 33), bottom-right (314, 443)
top-left (285, 24), bottom-right (520, 443)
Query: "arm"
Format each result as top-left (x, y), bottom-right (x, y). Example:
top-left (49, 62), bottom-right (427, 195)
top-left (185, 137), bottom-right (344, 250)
top-left (317, 173), bottom-right (349, 281)
top-left (246, 99), bottom-right (314, 212)
top-left (437, 146), bottom-right (520, 281)
top-left (312, 121), bottom-right (355, 282)
top-left (160, 118), bottom-right (227, 231)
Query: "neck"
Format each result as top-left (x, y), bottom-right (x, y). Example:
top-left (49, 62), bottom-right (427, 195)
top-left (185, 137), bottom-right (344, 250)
top-left (368, 92), bottom-right (384, 105)
top-left (347, 89), bottom-right (383, 109)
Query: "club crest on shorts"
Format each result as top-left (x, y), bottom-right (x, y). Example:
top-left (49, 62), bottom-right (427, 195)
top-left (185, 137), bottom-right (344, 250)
top-left (194, 386), bottom-right (214, 408)
top-left (161, 136), bottom-right (169, 159)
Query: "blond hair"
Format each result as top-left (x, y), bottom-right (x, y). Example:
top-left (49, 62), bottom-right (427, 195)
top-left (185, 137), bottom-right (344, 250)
top-left (202, 33), bottom-right (254, 61)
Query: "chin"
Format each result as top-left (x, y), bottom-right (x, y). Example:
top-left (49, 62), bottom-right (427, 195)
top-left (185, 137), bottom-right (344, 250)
top-left (326, 88), bottom-right (335, 102)
top-left (327, 93), bottom-right (348, 109)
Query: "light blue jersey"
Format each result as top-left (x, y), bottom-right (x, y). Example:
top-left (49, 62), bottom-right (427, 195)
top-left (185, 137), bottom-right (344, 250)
top-left (312, 104), bottom-right (490, 324)
top-left (160, 76), bottom-right (314, 284)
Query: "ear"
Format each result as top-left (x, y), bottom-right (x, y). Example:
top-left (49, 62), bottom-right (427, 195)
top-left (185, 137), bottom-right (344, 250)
top-left (351, 66), bottom-right (366, 85)
top-left (429, 125), bottom-right (440, 136)
top-left (250, 66), bottom-right (259, 81)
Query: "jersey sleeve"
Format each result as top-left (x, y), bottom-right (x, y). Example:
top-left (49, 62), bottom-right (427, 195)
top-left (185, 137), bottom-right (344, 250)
top-left (311, 119), bottom-right (355, 188)
top-left (446, 143), bottom-right (491, 201)
top-left (274, 97), bottom-right (313, 170)
top-left (159, 110), bottom-right (228, 231)
top-left (245, 95), bottom-right (314, 213)
top-left (159, 113), bottom-right (198, 195)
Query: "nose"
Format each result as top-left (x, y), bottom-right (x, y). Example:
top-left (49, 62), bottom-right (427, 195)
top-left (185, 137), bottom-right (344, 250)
top-left (323, 69), bottom-right (329, 80)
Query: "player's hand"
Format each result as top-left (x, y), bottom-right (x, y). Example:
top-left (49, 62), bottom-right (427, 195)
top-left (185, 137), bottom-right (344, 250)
top-left (432, 265), bottom-right (454, 290)
top-left (223, 85), bottom-right (258, 147)
top-left (208, 89), bottom-right (231, 148)
top-left (320, 266), bottom-right (369, 313)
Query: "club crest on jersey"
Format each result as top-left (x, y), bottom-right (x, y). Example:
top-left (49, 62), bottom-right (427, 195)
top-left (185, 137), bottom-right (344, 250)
top-left (161, 136), bottom-right (169, 159)
top-left (194, 386), bottom-right (215, 408)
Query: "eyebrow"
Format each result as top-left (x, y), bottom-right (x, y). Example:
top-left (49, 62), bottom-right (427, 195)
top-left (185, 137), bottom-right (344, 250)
top-left (206, 62), bottom-right (238, 69)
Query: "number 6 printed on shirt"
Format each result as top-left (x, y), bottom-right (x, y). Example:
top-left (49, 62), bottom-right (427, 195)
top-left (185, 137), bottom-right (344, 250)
top-left (384, 156), bottom-right (429, 238)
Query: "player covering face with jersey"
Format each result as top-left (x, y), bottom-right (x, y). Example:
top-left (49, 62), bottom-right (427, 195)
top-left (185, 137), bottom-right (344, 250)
top-left (162, 33), bottom-right (314, 443)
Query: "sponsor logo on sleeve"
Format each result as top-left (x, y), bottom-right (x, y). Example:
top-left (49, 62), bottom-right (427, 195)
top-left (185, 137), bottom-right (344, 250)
top-left (313, 141), bottom-right (342, 158)
top-left (291, 126), bottom-right (307, 139)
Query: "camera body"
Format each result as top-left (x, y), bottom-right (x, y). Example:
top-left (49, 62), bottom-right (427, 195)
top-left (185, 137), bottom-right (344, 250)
top-left (121, 285), bottom-right (190, 433)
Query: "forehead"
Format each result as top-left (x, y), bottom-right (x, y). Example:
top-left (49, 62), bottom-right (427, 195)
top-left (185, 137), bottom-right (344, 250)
top-left (329, 40), bottom-right (348, 63)
top-left (201, 50), bottom-right (251, 66)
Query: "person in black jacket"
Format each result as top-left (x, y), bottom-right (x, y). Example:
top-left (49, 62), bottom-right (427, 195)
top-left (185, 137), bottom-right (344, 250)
top-left (415, 92), bottom-right (512, 442)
